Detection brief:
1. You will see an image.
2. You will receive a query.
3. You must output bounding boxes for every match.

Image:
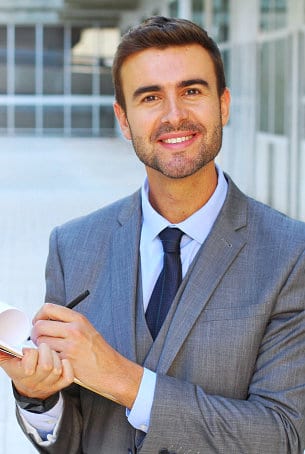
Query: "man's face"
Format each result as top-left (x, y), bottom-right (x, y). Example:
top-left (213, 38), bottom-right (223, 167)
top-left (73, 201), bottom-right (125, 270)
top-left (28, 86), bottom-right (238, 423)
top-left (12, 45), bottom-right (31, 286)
top-left (114, 44), bottom-right (230, 180)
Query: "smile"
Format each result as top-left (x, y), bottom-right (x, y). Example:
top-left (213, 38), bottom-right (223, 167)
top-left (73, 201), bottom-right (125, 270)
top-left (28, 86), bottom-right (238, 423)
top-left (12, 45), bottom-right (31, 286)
top-left (162, 134), bottom-right (194, 144)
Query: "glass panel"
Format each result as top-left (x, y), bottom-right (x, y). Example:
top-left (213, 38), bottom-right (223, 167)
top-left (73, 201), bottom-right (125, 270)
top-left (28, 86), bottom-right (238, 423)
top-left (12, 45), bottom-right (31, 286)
top-left (260, 0), bottom-right (287, 31)
top-left (15, 106), bottom-right (35, 131)
top-left (15, 26), bottom-right (36, 94)
top-left (274, 38), bottom-right (286, 135)
top-left (71, 27), bottom-right (93, 95)
top-left (213, 0), bottom-right (230, 42)
top-left (0, 26), bottom-right (7, 94)
top-left (43, 106), bottom-right (64, 131)
top-left (97, 28), bottom-right (118, 94)
top-left (169, 0), bottom-right (178, 17)
top-left (259, 38), bottom-right (287, 135)
top-left (192, 0), bottom-right (205, 27)
top-left (0, 106), bottom-right (7, 130)
top-left (259, 42), bottom-right (270, 132)
top-left (221, 48), bottom-right (230, 88)
top-left (71, 106), bottom-right (92, 133)
top-left (43, 26), bottom-right (64, 95)
top-left (301, 32), bottom-right (305, 140)
top-left (71, 27), bottom-right (118, 95)
top-left (100, 105), bottom-right (115, 136)
top-left (100, 66), bottom-right (114, 96)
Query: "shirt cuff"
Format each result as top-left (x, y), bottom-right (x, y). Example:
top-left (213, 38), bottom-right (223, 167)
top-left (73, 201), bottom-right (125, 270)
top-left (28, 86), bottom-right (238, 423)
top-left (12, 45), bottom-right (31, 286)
top-left (126, 368), bottom-right (156, 433)
top-left (17, 393), bottom-right (64, 444)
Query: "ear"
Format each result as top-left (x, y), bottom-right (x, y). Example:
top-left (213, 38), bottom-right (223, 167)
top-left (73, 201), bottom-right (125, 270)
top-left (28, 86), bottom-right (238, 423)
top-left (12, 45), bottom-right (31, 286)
top-left (220, 88), bottom-right (231, 127)
top-left (113, 102), bottom-right (132, 140)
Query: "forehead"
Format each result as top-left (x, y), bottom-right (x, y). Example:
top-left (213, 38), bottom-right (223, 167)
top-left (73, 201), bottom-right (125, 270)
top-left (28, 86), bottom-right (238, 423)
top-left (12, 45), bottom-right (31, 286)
top-left (120, 44), bottom-right (217, 92)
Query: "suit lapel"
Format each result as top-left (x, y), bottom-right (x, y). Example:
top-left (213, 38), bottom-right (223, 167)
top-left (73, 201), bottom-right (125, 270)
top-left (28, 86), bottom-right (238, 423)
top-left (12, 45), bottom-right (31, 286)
top-left (145, 178), bottom-right (249, 373)
top-left (109, 191), bottom-right (142, 363)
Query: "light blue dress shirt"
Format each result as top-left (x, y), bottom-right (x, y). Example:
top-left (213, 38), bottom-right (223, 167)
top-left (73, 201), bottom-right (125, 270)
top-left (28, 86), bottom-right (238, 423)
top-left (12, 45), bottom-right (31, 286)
top-left (20, 165), bottom-right (228, 441)
top-left (127, 165), bottom-right (228, 432)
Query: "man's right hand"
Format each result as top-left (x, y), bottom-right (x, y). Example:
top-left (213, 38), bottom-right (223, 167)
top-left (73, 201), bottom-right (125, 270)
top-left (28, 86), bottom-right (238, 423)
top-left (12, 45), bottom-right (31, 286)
top-left (0, 343), bottom-right (74, 400)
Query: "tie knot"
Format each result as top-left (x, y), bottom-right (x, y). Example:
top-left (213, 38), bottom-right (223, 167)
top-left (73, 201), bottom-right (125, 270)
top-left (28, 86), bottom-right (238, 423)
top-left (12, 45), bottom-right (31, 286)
top-left (159, 227), bottom-right (183, 253)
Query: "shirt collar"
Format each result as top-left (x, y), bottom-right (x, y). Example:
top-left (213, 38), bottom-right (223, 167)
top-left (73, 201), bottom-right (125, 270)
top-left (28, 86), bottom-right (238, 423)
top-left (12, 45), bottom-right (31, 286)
top-left (141, 164), bottom-right (228, 244)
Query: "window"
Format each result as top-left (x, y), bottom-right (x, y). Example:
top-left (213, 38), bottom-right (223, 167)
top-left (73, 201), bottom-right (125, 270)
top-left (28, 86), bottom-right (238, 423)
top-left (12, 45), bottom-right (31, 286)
top-left (192, 0), bottom-right (205, 27)
top-left (0, 106), bottom-right (7, 130)
top-left (71, 106), bottom-right (92, 134)
top-left (43, 26), bottom-right (65, 95)
top-left (71, 27), bottom-right (93, 95)
top-left (100, 105), bottom-right (115, 136)
top-left (169, 0), bottom-right (179, 17)
top-left (15, 106), bottom-right (35, 133)
top-left (301, 32), bottom-right (305, 140)
top-left (259, 37), bottom-right (288, 135)
top-left (0, 26), bottom-right (7, 94)
top-left (260, 0), bottom-right (287, 31)
top-left (0, 23), bottom-right (116, 136)
top-left (43, 106), bottom-right (64, 133)
top-left (15, 26), bottom-right (36, 94)
top-left (221, 48), bottom-right (230, 88)
top-left (212, 0), bottom-right (230, 42)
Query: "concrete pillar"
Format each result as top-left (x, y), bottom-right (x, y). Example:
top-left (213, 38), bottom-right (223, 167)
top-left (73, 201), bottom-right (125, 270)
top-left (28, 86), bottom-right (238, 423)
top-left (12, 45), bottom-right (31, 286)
top-left (221, 0), bottom-right (259, 194)
top-left (287, 0), bottom-right (304, 28)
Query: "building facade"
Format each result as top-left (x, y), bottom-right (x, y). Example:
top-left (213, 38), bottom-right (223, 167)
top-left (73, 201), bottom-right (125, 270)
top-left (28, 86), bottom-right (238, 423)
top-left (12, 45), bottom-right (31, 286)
top-left (122, 0), bottom-right (305, 221)
top-left (0, 1), bottom-right (119, 137)
top-left (0, 0), bottom-right (304, 220)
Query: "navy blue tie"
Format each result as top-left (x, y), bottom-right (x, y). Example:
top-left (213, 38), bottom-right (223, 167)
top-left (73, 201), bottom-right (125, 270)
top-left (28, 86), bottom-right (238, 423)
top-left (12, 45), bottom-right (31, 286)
top-left (146, 227), bottom-right (183, 339)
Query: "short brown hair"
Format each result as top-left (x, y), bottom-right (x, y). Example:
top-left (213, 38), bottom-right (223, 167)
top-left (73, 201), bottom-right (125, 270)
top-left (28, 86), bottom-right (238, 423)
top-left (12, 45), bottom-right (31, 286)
top-left (112, 16), bottom-right (226, 111)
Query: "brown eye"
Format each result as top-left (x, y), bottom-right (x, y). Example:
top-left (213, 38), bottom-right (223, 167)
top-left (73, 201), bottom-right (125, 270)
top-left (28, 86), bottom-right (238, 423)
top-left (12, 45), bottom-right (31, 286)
top-left (185, 88), bottom-right (200, 96)
top-left (144, 95), bottom-right (159, 103)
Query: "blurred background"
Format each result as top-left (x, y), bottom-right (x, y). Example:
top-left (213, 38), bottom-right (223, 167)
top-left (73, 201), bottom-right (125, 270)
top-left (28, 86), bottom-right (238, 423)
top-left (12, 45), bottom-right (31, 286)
top-left (0, 0), bottom-right (304, 452)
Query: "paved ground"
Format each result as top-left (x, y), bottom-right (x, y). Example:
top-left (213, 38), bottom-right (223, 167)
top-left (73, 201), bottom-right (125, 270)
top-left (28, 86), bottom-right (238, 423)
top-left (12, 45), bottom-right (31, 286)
top-left (0, 137), bottom-right (145, 454)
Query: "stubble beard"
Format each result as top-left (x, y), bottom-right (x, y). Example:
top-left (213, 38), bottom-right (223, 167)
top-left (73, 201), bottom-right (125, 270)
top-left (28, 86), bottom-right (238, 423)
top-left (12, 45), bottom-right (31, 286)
top-left (129, 119), bottom-right (223, 180)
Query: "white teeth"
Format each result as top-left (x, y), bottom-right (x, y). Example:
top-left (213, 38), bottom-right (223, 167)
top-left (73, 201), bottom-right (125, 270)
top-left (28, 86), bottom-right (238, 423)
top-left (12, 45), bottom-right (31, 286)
top-left (163, 135), bottom-right (193, 144)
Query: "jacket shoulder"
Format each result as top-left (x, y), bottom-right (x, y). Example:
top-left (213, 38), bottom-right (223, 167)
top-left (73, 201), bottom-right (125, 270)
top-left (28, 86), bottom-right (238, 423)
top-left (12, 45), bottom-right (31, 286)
top-left (52, 190), bottom-right (141, 242)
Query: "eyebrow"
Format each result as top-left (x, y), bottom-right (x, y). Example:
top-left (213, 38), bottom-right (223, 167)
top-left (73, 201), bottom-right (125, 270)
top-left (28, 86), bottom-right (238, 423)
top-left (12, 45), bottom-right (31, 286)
top-left (132, 78), bottom-right (210, 100)
top-left (178, 78), bottom-right (209, 89)
top-left (133, 85), bottom-right (161, 100)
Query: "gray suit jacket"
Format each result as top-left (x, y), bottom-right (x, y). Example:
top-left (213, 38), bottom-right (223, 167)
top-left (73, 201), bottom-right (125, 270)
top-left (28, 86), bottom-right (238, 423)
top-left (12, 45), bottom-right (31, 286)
top-left (19, 176), bottom-right (305, 453)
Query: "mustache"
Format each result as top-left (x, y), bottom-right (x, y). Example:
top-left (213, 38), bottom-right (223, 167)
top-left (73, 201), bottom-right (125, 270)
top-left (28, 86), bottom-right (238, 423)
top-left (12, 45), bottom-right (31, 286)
top-left (151, 121), bottom-right (206, 141)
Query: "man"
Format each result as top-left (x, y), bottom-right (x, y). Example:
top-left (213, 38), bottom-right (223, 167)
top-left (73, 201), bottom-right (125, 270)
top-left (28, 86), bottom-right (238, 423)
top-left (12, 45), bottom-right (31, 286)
top-left (1, 16), bottom-right (305, 453)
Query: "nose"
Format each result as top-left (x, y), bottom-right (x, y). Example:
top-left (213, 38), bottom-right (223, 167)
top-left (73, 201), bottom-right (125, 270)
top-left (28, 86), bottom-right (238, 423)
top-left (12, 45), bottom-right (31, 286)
top-left (161, 95), bottom-right (188, 127)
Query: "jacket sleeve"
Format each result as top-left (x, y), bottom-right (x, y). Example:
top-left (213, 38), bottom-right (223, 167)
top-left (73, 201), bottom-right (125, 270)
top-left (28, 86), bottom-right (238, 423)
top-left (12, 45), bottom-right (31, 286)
top-left (16, 227), bottom-right (83, 454)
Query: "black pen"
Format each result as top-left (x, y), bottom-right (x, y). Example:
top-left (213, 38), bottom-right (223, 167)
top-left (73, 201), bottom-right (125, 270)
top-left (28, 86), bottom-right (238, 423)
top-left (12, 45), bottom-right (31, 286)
top-left (66, 289), bottom-right (90, 310)
top-left (27, 290), bottom-right (90, 341)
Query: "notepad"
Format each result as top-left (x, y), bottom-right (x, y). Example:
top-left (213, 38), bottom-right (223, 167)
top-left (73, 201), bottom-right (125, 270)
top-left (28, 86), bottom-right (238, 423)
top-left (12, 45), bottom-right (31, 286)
top-left (0, 301), bottom-right (33, 358)
top-left (0, 301), bottom-right (118, 401)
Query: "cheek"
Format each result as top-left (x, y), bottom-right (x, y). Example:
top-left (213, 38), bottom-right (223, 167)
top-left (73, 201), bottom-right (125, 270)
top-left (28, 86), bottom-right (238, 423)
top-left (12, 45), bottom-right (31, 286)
top-left (127, 112), bottom-right (155, 138)
top-left (197, 104), bottom-right (222, 128)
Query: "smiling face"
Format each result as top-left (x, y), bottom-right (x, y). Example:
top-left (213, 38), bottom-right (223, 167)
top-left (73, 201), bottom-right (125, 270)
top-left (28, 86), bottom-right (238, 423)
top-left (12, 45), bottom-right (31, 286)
top-left (114, 44), bottom-right (230, 181)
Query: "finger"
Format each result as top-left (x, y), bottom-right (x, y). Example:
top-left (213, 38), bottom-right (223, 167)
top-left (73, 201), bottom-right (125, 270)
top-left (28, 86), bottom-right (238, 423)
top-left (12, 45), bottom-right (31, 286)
top-left (51, 350), bottom-right (63, 376)
top-left (37, 342), bottom-right (57, 374)
top-left (31, 319), bottom-right (68, 343)
top-left (0, 351), bottom-right (15, 362)
top-left (34, 336), bottom-right (68, 358)
top-left (22, 348), bottom-right (39, 376)
top-left (34, 349), bottom-right (64, 387)
top-left (0, 355), bottom-right (21, 377)
top-left (33, 303), bottom-right (75, 324)
top-left (29, 344), bottom-right (61, 387)
top-left (61, 358), bottom-right (75, 384)
top-left (38, 358), bottom-right (74, 393)
top-left (35, 356), bottom-right (73, 390)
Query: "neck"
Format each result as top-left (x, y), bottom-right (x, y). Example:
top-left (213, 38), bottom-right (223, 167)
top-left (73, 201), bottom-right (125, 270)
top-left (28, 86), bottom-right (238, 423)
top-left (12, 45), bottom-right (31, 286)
top-left (146, 162), bottom-right (218, 224)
